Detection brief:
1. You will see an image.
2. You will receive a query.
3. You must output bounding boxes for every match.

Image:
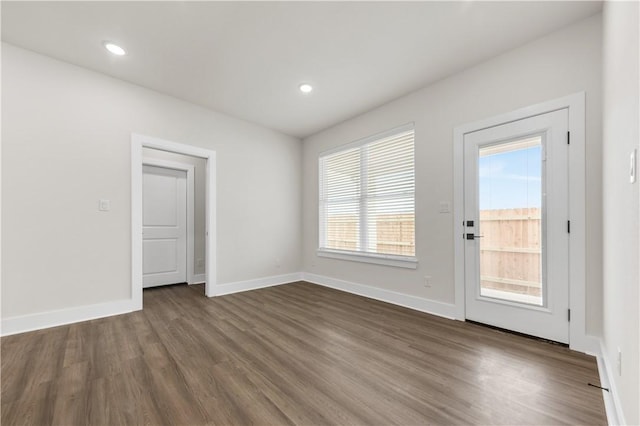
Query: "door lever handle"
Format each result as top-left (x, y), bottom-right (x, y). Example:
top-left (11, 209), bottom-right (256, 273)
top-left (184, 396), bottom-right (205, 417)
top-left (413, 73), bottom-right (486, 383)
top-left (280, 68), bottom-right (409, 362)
top-left (466, 234), bottom-right (484, 240)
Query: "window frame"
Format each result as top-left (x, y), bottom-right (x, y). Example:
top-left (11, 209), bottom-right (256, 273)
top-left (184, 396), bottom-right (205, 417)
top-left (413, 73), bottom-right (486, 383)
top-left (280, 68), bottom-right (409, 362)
top-left (317, 123), bottom-right (418, 269)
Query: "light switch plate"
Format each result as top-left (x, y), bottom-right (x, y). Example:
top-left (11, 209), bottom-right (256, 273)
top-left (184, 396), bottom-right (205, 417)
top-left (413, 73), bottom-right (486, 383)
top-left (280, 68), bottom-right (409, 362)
top-left (631, 149), bottom-right (637, 184)
top-left (439, 201), bottom-right (451, 213)
top-left (99, 199), bottom-right (111, 211)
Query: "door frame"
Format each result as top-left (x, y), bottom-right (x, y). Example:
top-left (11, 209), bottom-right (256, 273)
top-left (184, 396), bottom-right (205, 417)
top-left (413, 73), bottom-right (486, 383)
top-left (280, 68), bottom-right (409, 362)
top-left (453, 92), bottom-right (591, 353)
top-left (142, 158), bottom-right (196, 286)
top-left (132, 133), bottom-right (217, 309)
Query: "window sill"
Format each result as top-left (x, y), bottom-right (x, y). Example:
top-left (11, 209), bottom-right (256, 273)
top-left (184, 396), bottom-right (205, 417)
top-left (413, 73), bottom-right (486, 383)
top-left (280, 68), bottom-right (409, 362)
top-left (317, 249), bottom-right (418, 269)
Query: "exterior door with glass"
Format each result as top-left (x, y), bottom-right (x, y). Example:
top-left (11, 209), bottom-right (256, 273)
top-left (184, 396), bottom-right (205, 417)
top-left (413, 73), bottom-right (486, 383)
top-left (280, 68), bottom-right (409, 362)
top-left (463, 109), bottom-right (569, 343)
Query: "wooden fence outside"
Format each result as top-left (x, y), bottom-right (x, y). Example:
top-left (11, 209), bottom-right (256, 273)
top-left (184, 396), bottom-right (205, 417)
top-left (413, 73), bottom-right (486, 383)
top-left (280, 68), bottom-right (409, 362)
top-left (326, 208), bottom-right (541, 298)
top-left (480, 207), bottom-right (542, 296)
top-left (326, 213), bottom-right (415, 256)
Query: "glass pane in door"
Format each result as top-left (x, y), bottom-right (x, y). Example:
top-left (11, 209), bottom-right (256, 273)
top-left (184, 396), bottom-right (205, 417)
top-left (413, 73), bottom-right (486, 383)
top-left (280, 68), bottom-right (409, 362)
top-left (478, 136), bottom-right (543, 306)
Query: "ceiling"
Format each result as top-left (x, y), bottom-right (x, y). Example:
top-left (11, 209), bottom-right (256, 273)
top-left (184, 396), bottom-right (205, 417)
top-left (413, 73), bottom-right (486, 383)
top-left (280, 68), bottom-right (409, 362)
top-left (2, 1), bottom-right (602, 138)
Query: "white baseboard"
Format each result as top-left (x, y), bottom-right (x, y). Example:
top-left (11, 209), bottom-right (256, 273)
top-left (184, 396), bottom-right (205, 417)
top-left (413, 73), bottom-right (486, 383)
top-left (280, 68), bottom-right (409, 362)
top-left (594, 339), bottom-right (626, 426)
top-left (1, 299), bottom-right (137, 337)
top-left (212, 272), bottom-right (304, 297)
top-left (190, 274), bottom-right (206, 284)
top-left (302, 272), bottom-right (458, 320)
top-left (1, 273), bottom-right (303, 336)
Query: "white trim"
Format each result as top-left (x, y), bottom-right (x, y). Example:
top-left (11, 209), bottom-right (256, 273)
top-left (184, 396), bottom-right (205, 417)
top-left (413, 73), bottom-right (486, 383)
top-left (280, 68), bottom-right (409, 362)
top-left (191, 274), bottom-right (206, 284)
top-left (213, 273), bottom-right (304, 296)
top-left (132, 133), bottom-right (217, 303)
top-left (594, 340), bottom-right (626, 426)
top-left (132, 140), bottom-right (143, 309)
top-left (206, 151), bottom-right (217, 298)
top-left (453, 121), bottom-right (465, 320)
top-left (453, 92), bottom-right (589, 352)
top-left (142, 157), bottom-right (196, 286)
top-left (317, 249), bottom-right (418, 269)
top-left (1, 299), bottom-right (136, 337)
top-left (0, 43), bottom-right (3, 333)
top-left (303, 272), bottom-right (457, 319)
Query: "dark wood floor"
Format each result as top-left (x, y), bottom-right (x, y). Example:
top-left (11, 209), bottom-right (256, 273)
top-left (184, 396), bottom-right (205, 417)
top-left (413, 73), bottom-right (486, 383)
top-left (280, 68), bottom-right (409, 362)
top-left (2, 282), bottom-right (606, 425)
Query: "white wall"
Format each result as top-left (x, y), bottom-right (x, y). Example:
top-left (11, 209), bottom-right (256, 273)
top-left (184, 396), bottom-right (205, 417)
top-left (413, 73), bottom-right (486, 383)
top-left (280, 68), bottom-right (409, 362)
top-left (303, 15), bottom-right (603, 334)
top-left (601, 2), bottom-right (640, 424)
top-left (142, 148), bottom-right (207, 278)
top-left (1, 43), bottom-right (302, 319)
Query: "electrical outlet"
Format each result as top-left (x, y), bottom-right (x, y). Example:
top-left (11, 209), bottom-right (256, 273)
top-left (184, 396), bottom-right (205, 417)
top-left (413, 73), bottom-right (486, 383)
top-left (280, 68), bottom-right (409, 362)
top-left (275, 258), bottom-right (281, 268)
top-left (196, 258), bottom-right (204, 268)
top-left (424, 276), bottom-right (432, 287)
top-left (98, 199), bottom-right (110, 212)
top-left (617, 348), bottom-right (622, 376)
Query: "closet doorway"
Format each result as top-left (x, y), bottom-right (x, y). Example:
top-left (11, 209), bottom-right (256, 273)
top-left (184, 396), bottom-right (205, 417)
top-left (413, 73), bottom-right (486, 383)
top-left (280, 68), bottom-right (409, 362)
top-left (132, 134), bottom-right (217, 309)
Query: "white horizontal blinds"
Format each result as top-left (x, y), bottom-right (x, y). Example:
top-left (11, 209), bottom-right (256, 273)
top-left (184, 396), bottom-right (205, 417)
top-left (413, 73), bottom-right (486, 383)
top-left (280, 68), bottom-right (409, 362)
top-left (320, 147), bottom-right (361, 251)
top-left (319, 126), bottom-right (415, 257)
top-left (365, 130), bottom-right (415, 256)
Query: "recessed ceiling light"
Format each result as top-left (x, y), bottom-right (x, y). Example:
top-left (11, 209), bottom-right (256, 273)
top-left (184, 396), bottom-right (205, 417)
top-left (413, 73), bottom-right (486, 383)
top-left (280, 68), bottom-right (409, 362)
top-left (103, 41), bottom-right (126, 56)
top-left (299, 83), bottom-right (313, 94)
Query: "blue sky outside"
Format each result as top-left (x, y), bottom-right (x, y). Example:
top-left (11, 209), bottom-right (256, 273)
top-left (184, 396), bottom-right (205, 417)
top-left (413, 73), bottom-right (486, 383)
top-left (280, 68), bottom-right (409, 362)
top-left (479, 144), bottom-right (542, 210)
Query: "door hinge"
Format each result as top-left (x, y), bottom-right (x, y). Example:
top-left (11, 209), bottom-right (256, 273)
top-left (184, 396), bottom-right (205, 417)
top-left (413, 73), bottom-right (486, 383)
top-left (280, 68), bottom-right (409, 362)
top-left (567, 131), bottom-right (570, 145)
top-left (568, 309), bottom-right (571, 322)
top-left (567, 220), bottom-right (571, 233)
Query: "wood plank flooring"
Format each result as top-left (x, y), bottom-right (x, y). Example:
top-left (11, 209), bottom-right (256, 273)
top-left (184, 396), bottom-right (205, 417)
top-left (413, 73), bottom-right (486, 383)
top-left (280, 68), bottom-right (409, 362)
top-left (2, 282), bottom-right (606, 425)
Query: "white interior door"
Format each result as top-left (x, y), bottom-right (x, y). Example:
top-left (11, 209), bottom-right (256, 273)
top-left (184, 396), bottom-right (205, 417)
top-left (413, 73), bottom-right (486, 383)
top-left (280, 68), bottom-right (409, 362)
top-left (143, 165), bottom-right (187, 288)
top-left (463, 109), bottom-right (569, 343)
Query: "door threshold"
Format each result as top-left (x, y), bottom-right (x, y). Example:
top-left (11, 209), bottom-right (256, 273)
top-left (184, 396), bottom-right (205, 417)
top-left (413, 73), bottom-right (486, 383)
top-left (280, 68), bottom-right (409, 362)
top-left (143, 282), bottom-right (189, 291)
top-left (465, 319), bottom-right (568, 347)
